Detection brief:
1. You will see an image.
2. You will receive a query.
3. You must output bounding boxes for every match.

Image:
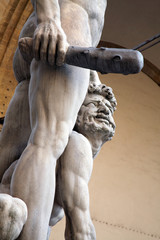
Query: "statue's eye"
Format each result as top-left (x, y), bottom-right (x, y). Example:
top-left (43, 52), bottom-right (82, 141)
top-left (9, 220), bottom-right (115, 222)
top-left (86, 102), bottom-right (97, 107)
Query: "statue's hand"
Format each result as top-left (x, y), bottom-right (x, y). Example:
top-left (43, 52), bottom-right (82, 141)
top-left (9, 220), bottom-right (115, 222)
top-left (33, 20), bottom-right (69, 66)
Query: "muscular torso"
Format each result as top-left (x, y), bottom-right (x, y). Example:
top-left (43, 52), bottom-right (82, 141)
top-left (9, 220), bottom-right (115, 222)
top-left (68, 0), bottom-right (107, 46)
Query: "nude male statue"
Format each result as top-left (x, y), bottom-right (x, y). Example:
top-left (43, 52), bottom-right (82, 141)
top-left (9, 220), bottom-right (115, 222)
top-left (0, 83), bottom-right (117, 239)
top-left (0, 1), bottom-right (108, 239)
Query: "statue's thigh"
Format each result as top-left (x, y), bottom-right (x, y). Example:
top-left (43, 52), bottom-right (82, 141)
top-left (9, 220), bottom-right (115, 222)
top-left (29, 60), bottom-right (90, 147)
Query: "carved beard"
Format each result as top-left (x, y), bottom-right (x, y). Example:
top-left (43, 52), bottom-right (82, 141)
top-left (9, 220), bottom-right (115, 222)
top-left (75, 109), bottom-right (115, 143)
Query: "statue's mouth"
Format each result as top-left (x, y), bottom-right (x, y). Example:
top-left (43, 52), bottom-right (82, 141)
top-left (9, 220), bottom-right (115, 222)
top-left (95, 113), bottom-right (115, 129)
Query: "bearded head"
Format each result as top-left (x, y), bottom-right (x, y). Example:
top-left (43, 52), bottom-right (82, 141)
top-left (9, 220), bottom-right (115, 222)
top-left (75, 83), bottom-right (117, 145)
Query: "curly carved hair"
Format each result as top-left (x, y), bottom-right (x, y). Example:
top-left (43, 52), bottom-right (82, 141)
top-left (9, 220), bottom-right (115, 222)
top-left (88, 83), bottom-right (117, 112)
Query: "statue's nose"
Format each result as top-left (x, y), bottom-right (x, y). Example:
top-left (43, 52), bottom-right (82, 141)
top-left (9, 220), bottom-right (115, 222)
top-left (98, 104), bottom-right (110, 115)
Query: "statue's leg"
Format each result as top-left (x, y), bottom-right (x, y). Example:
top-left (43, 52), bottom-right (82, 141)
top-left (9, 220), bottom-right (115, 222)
top-left (0, 80), bottom-right (30, 181)
top-left (10, 3), bottom-right (92, 239)
top-left (11, 61), bottom-right (90, 240)
top-left (46, 227), bottom-right (52, 240)
top-left (49, 179), bottom-right (64, 226)
top-left (58, 131), bottom-right (96, 240)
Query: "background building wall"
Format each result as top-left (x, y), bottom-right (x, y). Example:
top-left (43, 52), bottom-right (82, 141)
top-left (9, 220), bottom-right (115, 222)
top-left (102, 0), bottom-right (160, 69)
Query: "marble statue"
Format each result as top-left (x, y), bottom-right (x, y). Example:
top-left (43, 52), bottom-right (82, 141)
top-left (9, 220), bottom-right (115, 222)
top-left (0, 0), bottom-right (108, 239)
top-left (0, 80), bottom-right (117, 239)
top-left (0, 0), bottom-right (144, 239)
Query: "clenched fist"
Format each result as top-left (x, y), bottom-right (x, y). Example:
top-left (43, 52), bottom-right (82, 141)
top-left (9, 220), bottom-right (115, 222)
top-left (33, 20), bottom-right (69, 66)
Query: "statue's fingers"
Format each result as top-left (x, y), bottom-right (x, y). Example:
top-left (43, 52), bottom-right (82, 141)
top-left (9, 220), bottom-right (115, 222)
top-left (56, 35), bottom-right (69, 66)
top-left (40, 34), bottom-right (49, 63)
top-left (33, 34), bottom-right (41, 61)
top-left (48, 36), bottom-right (57, 66)
top-left (90, 70), bottom-right (101, 85)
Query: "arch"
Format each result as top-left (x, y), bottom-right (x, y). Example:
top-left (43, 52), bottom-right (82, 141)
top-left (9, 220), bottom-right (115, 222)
top-left (0, 0), bottom-right (33, 118)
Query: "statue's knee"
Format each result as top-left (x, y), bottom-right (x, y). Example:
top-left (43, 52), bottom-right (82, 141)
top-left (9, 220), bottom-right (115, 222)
top-left (0, 194), bottom-right (28, 239)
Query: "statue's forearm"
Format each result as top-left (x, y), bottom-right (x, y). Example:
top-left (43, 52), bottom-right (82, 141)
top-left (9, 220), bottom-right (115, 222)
top-left (30, 0), bottom-right (68, 65)
top-left (31, 0), bottom-right (60, 23)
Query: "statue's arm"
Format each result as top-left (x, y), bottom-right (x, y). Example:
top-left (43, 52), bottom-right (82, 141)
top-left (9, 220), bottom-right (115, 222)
top-left (30, 0), bottom-right (68, 66)
top-left (31, 0), bottom-right (60, 24)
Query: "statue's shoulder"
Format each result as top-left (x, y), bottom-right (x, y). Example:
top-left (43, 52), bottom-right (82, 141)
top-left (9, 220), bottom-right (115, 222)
top-left (69, 131), bottom-right (91, 148)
